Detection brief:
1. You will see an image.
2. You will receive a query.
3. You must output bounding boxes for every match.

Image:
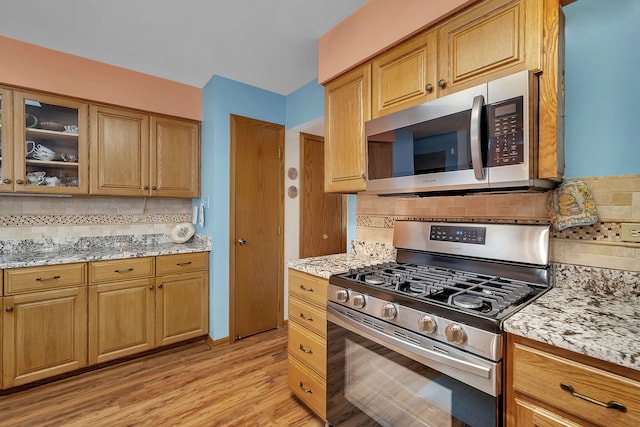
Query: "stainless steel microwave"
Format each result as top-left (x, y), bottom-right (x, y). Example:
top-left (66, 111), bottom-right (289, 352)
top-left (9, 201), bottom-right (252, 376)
top-left (364, 70), bottom-right (561, 196)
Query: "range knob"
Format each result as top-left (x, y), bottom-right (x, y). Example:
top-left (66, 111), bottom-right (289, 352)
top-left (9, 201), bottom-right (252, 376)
top-left (418, 315), bottom-right (437, 334)
top-left (445, 324), bottom-right (467, 345)
top-left (352, 294), bottom-right (366, 309)
top-left (336, 289), bottom-right (349, 303)
top-left (381, 303), bottom-right (397, 320)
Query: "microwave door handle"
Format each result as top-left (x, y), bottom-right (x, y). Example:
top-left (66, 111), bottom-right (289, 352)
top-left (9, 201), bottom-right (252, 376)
top-left (470, 95), bottom-right (485, 180)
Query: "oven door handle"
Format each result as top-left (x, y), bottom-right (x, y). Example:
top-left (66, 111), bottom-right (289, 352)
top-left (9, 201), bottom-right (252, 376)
top-left (328, 305), bottom-right (494, 384)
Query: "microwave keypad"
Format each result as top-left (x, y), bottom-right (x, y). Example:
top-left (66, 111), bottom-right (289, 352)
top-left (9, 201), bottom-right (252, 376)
top-left (488, 98), bottom-right (524, 167)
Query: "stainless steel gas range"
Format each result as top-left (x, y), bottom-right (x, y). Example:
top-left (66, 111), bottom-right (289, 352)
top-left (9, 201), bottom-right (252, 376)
top-left (326, 221), bottom-right (551, 427)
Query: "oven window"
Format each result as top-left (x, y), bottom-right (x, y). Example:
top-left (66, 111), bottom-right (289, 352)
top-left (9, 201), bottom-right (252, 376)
top-left (327, 322), bottom-right (498, 427)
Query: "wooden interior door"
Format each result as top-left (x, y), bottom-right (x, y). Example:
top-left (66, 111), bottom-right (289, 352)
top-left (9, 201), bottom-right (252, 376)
top-left (230, 115), bottom-right (284, 340)
top-left (300, 133), bottom-right (346, 258)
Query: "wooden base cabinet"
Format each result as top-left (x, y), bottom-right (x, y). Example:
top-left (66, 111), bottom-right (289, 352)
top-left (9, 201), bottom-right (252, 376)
top-left (506, 334), bottom-right (640, 427)
top-left (89, 278), bottom-right (156, 364)
top-left (287, 269), bottom-right (328, 420)
top-left (155, 270), bottom-right (209, 347)
top-left (89, 253), bottom-right (208, 364)
top-left (2, 264), bottom-right (88, 388)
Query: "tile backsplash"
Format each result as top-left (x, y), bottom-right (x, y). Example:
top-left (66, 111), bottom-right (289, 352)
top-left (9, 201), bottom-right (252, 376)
top-left (0, 196), bottom-right (192, 240)
top-left (356, 174), bottom-right (640, 272)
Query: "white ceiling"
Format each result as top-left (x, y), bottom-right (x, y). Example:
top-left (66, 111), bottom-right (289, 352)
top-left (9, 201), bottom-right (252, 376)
top-left (0, 0), bottom-right (367, 95)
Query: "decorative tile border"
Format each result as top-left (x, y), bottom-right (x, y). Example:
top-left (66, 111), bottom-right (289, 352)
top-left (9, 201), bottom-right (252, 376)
top-left (0, 213), bottom-right (191, 227)
top-left (356, 215), bottom-right (635, 244)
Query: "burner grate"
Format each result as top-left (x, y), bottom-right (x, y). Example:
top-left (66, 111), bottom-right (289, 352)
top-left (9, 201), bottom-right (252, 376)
top-left (343, 261), bottom-right (536, 318)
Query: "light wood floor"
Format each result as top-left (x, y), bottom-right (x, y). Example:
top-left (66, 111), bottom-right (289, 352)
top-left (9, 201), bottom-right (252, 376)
top-left (0, 327), bottom-right (324, 426)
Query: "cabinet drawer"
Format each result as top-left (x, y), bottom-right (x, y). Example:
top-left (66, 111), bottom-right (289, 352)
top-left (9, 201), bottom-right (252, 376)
top-left (156, 252), bottom-right (208, 275)
top-left (513, 343), bottom-right (640, 427)
top-left (288, 321), bottom-right (326, 377)
top-left (4, 263), bottom-right (87, 294)
top-left (288, 355), bottom-right (326, 419)
top-left (288, 269), bottom-right (327, 308)
top-left (289, 296), bottom-right (326, 338)
top-left (89, 257), bottom-right (155, 284)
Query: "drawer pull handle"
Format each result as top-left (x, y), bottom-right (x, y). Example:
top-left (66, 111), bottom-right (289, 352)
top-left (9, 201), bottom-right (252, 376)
top-left (299, 313), bottom-right (313, 321)
top-left (177, 261), bottom-right (192, 266)
top-left (299, 285), bottom-right (313, 292)
top-left (299, 344), bottom-right (313, 354)
top-left (115, 268), bottom-right (134, 273)
top-left (560, 383), bottom-right (627, 412)
top-left (299, 382), bottom-right (312, 394)
top-left (36, 275), bottom-right (61, 281)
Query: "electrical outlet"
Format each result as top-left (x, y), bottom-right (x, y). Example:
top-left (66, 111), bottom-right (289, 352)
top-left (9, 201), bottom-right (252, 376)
top-left (620, 223), bottom-right (640, 242)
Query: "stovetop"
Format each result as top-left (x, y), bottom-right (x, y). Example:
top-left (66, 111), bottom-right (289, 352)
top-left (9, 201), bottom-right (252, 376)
top-left (331, 259), bottom-right (548, 328)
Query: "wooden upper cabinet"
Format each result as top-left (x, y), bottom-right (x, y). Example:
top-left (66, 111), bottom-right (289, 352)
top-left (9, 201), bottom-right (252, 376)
top-left (90, 105), bottom-right (200, 198)
top-left (372, 29), bottom-right (437, 118)
top-left (90, 104), bottom-right (150, 196)
top-left (324, 63), bottom-right (371, 193)
top-left (437, 0), bottom-right (542, 95)
top-left (0, 87), bottom-right (13, 193)
top-left (12, 90), bottom-right (89, 194)
top-left (150, 116), bottom-right (200, 198)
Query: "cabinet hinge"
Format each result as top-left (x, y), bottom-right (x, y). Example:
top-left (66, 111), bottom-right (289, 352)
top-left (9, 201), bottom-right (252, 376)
top-left (278, 225), bottom-right (281, 236)
top-left (278, 147), bottom-right (282, 159)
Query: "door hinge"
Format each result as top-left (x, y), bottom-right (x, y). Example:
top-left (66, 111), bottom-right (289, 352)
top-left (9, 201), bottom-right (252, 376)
top-left (278, 225), bottom-right (281, 236)
top-left (278, 147), bottom-right (282, 159)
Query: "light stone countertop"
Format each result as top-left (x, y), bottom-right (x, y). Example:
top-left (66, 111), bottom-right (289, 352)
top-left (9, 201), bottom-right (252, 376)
top-left (504, 264), bottom-right (640, 371)
top-left (0, 234), bottom-right (211, 269)
top-left (289, 250), bottom-right (640, 372)
top-left (288, 252), bottom-right (394, 279)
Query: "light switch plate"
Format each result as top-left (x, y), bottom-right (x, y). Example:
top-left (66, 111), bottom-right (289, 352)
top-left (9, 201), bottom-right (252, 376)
top-left (620, 223), bottom-right (640, 242)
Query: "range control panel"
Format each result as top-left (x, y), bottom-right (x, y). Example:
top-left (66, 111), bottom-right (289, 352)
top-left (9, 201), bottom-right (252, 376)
top-left (430, 225), bottom-right (486, 245)
top-left (487, 96), bottom-right (524, 167)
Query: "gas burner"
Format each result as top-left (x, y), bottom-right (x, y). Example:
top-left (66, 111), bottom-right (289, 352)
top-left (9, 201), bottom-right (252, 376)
top-left (452, 294), bottom-right (484, 309)
top-left (364, 274), bottom-right (385, 285)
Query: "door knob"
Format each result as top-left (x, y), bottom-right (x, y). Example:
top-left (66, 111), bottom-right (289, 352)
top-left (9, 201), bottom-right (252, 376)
top-left (238, 239), bottom-right (247, 246)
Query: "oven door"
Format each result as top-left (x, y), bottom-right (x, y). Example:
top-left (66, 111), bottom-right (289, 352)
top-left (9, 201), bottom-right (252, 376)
top-left (327, 303), bottom-right (501, 427)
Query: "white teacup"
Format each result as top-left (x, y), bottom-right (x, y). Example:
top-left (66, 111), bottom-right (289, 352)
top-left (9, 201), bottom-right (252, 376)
top-left (44, 176), bottom-right (61, 187)
top-left (27, 171), bottom-right (46, 185)
top-left (26, 141), bottom-right (56, 161)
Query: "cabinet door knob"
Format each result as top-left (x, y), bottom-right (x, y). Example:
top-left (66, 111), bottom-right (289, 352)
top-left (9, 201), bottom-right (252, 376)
top-left (15, 179), bottom-right (24, 185)
top-left (152, 186), bottom-right (157, 190)
top-left (149, 285), bottom-right (155, 290)
top-left (143, 185), bottom-right (149, 190)
top-left (361, 172), bottom-right (366, 179)
top-left (3, 178), bottom-right (11, 184)
top-left (158, 284), bottom-right (163, 289)
top-left (438, 79), bottom-right (447, 89)
top-left (425, 83), bottom-right (433, 93)
top-left (5, 307), bottom-right (13, 313)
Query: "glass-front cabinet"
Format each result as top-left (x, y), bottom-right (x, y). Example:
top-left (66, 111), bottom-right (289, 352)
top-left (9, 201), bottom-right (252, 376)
top-left (0, 87), bottom-right (14, 192)
top-left (13, 91), bottom-right (88, 194)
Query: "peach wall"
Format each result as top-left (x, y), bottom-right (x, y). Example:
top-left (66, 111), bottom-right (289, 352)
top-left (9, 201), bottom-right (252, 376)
top-left (0, 36), bottom-right (201, 120)
top-left (318, 0), bottom-right (479, 84)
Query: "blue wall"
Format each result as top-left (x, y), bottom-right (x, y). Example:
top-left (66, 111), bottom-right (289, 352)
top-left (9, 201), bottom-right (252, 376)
top-left (199, 76), bottom-right (325, 340)
top-left (564, 0), bottom-right (640, 177)
top-left (200, 76), bottom-right (285, 340)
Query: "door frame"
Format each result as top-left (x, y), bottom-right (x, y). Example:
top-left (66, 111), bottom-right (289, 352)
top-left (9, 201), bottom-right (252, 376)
top-left (228, 114), bottom-right (285, 342)
top-left (299, 132), bottom-right (348, 257)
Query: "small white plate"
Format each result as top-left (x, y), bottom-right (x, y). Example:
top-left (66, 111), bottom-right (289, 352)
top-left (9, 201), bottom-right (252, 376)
top-left (170, 222), bottom-right (195, 243)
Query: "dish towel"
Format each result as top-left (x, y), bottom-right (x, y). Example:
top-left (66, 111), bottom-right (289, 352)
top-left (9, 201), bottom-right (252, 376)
top-left (548, 180), bottom-right (599, 231)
